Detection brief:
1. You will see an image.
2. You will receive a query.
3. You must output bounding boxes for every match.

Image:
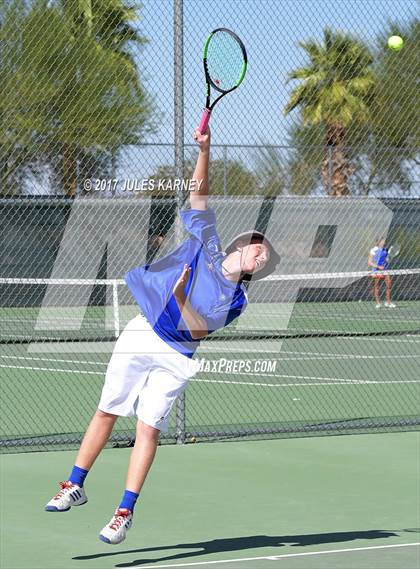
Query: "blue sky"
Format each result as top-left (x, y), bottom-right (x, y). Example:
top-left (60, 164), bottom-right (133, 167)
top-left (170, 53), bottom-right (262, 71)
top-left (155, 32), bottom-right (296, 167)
top-left (135, 0), bottom-right (418, 148)
top-left (104, 0), bottom-right (419, 194)
top-left (22, 0), bottom-right (419, 194)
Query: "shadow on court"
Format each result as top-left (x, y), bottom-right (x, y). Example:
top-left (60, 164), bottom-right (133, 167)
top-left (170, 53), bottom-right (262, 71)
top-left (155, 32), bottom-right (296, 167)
top-left (73, 529), bottom-right (405, 566)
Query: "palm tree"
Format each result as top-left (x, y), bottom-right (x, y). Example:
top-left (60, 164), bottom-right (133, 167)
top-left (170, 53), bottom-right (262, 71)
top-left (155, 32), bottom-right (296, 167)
top-left (285, 28), bottom-right (375, 196)
top-left (90, 0), bottom-right (146, 55)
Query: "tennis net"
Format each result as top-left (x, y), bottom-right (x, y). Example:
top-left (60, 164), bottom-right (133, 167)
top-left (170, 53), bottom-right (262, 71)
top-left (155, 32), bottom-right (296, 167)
top-left (1, 268), bottom-right (419, 452)
top-left (0, 268), bottom-right (419, 343)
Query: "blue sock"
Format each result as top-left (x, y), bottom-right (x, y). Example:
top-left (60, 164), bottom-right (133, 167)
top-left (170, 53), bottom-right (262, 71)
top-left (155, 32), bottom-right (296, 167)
top-left (119, 490), bottom-right (139, 512)
top-left (68, 465), bottom-right (89, 487)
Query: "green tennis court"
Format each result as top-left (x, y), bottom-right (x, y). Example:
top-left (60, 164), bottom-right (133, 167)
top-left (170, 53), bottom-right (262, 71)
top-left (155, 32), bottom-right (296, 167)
top-left (2, 327), bottom-right (419, 448)
top-left (1, 432), bottom-right (419, 569)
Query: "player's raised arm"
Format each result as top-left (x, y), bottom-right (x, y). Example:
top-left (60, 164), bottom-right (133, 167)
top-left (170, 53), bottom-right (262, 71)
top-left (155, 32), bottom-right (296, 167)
top-left (190, 128), bottom-right (210, 211)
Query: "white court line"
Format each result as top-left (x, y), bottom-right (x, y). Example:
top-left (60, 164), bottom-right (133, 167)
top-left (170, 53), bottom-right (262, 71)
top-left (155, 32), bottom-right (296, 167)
top-left (278, 349), bottom-right (420, 358)
top-left (199, 337), bottom-right (420, 352)
top-left (285, 327), bottom-right (420, 335)
top-left (191, 377), bottom-right (420, 388)
top-left (3, 353), bottom-right (419, 370)
top-left (1, 363), bottom-right (420, 388)
top-left (134, 542), bottom-right (420, 568)
top-left (0, 364), bottom-right (346, 385)
top-left (277, 350), bottom-right (420, 360)
top-left (0, 363), bottom-right (345, 387)
top-left (192, 378), bottom-right (348, 388)
top-left (197, 371), bottom-right (353, 382)
top-left (337, 336), bottom-right (420, 344)
top-left (279, 354), bottom-right (420, 362)
top-left (1, 363), bottom-right (419, 388)
top-left (0, 364), bottom-right (103, 376)
top-left (0, 350), bottom-right (374, 372)
top-left (291, 314), bottom-right (418, 325)
top-left (271, 354), bottom-right (420, 362)
top-left (0, 354), bottom-right (108, 366)
top-left (198, 345), bottom-right (420, 356)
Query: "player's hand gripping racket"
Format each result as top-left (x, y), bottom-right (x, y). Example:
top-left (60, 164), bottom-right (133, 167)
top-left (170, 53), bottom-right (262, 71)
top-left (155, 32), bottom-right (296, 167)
top-left (198, 28), bottom-right (247, 134)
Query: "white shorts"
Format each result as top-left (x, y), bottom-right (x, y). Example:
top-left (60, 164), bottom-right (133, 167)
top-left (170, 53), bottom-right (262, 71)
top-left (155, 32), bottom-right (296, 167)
top-left (98, 314), bottom-right (199, 431)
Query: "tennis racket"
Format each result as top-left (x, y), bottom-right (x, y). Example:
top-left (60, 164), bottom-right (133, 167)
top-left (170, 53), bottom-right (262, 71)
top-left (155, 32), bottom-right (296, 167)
top-left (387, 244), bottom-right (400, 260)
top-left (198, 28), bottom-right (247, 134)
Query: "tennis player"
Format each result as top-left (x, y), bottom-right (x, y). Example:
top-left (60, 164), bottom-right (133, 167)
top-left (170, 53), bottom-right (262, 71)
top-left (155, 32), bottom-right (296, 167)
top-left (44, 127), bottom-right (280, 544)
top-left (368, 237), bottom-right (395, 308)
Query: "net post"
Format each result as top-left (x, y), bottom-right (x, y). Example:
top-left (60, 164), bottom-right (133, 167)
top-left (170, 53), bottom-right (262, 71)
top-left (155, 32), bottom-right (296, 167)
top-left (112, 279), bottom-right (120, 339)
top-left (174, 0), bottom-right (186, 444)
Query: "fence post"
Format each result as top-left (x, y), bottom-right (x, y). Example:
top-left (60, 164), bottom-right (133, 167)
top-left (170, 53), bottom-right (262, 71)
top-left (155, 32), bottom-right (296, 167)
top-left (174, 0), bottom-right (186, 444)
top-left (223, 145), bottom-right (228, 196)
top-left (112, 280), bottom-right (120, 339)
top-left (328, 145), bottom-right (333, 196)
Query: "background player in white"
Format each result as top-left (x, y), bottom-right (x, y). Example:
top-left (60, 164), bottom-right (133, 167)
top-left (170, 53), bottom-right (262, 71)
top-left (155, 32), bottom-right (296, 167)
top-left (368, 237), bottom-right (395, 308)
top-left (44, 127), bottom-right (280, 544)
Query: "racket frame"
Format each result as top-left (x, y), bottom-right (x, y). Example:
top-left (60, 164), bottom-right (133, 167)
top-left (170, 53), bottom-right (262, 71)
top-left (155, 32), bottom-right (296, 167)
top-left (387, 244), bottom-right (401, 260)
top-left (199, 28), bottom-right (247, 134)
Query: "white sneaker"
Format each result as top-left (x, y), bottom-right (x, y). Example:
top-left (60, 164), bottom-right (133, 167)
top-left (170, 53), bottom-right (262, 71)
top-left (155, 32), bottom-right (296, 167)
top-left (375, 303), bottom-right (382, 309)
top-left (384, 302), bottom-right (396, 308)
top-left (45, 481), bottom-right (88, 512)
top-left (99, 508), bottom-right (133, 545)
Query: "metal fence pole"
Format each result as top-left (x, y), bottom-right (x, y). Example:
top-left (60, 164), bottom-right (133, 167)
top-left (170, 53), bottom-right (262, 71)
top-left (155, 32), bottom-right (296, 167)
top-left (112, 279), bottom-right (120, 339)
top-left (328, 145), bottom-right (333, 196)
top-left (223, 145), bottom-right (228, 196)
top-left (174, 0), bottom-right (186, 444)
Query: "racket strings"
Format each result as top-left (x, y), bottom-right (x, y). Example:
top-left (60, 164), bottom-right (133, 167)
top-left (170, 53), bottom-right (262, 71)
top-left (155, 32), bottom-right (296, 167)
top-left (206, 32), bottom-right (245, 91)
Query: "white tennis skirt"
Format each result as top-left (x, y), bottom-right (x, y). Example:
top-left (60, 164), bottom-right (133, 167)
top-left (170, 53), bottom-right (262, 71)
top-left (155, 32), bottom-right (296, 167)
top-left (98, 314), bottom-right (199, 431)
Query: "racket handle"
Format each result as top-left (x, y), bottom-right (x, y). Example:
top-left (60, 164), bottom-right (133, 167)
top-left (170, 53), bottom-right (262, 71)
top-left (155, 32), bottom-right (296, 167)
top-left (198, 108), bottom-right (211, 134)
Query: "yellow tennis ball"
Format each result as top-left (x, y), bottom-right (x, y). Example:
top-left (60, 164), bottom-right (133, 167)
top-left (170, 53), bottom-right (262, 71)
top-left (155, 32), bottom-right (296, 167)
top-left (388, 36), bottom-right (404, 51)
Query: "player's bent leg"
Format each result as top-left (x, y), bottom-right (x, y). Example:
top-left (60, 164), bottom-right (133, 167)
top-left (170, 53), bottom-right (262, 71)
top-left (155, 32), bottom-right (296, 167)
top-left (99, 421), bottom-right (160, 545)
top-left (99, 365), bottom-right (191, 545)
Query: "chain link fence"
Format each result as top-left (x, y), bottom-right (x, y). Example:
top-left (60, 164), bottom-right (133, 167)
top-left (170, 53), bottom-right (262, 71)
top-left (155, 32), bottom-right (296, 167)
top-left (0, 0), bottom-right (419, 451)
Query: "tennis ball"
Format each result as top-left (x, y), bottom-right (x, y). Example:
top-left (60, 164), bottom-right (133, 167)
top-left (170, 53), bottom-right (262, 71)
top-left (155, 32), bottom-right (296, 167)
top-left (388, 35), bottom-right (404, 51)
